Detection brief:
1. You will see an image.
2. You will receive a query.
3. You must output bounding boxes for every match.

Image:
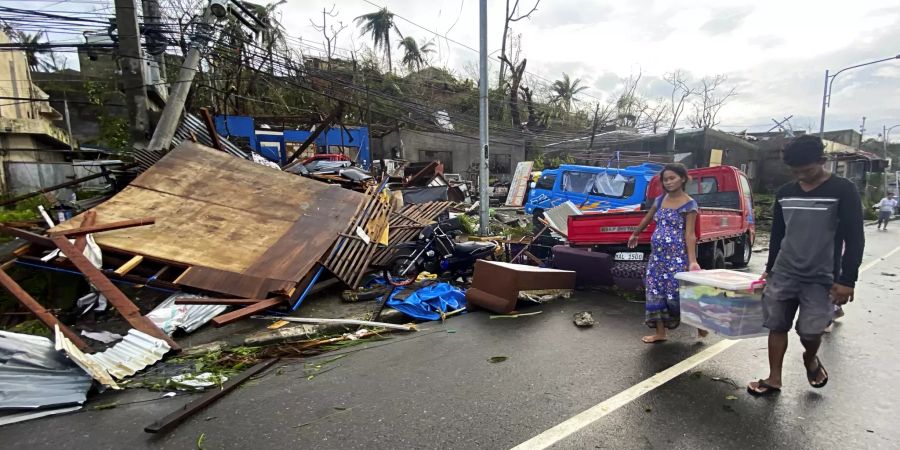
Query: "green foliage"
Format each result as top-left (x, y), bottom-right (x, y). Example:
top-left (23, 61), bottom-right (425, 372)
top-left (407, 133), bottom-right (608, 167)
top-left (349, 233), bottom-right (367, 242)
top-left (457, 214), bottom-right (477, 235)
top-left (84, 80), bottom-right (129, 152)
top-left (9, 319), bottom-right (51, 338)
top-left (533, 152), bottom-right (575, 171)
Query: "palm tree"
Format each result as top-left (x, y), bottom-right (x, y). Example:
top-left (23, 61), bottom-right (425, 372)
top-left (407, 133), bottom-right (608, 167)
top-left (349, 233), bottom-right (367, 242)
top-left (398, 37), bottom-right (434, 72)
top-left (355, 7), bottom-right (401, 73)
top-left (551, 73), bottom-right (589, 114)
top-left (15, 31), bottom-right (46, 72)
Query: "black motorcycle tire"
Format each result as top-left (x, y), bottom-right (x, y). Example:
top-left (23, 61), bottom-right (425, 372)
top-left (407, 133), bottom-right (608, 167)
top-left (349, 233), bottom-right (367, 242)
top-left (384, 257), bottom-right (419, 287)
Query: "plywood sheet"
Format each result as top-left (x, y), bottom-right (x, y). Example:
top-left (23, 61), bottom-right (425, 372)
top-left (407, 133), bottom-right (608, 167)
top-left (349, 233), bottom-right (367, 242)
top-left (52, 142), bottom-right (364, 298)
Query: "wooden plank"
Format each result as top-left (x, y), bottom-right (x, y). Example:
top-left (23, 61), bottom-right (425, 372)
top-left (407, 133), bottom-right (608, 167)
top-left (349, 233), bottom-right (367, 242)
top-left (198, 107), bottom-right (224, 151)
top-left (0, 268), bottom-right (90, 351)
top-left (52, 217), bottom-right (155, 237)
top-left (114, 255), bottom-right (144, 276)
top-left (0, 225), bottom-right (54, 248)
top-left (210, 298), bottom-right (285, 327)
top-left (174, 298), bottom-right (264, 306)
top-left (144, 358), bottom-right (278, 434)
top-left (73, 210), bottom-right (96, 253)
top-left (50, 236), bottom-right (179, 350)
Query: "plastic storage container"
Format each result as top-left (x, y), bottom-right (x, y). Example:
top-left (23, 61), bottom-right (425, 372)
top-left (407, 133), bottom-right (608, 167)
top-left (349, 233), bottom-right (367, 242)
top-left (675, 269), bottom-right (767, 339)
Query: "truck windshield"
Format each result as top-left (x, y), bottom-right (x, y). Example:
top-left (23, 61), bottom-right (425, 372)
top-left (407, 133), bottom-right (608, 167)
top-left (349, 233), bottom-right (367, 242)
top-left (562, 171), bottom-right (636, 199)
top-left (535, 174), bottom-right (556, 190)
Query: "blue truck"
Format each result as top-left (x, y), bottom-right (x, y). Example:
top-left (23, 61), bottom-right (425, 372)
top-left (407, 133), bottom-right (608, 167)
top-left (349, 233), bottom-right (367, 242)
top-left (525, 162), bottom-right (664, 222)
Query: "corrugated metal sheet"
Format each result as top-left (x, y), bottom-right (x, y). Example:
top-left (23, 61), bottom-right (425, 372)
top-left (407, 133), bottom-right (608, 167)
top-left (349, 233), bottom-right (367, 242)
top-left (0, 330), bottom-right (92, 409)
top-left (147, 293), bottom-right (228, 335)
top-left (173, 113), bottom-right (249, 160)
top-left (54, 326), bottom-right (171, 388)
top-left (136, 113), bottom-right (251, 172)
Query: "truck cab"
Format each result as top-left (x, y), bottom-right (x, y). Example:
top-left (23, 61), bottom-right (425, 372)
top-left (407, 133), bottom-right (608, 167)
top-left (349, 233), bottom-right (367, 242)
top-left (525, 163), bottom-right (663, 221)
top-left (564, 165), bottom-right (756, 290)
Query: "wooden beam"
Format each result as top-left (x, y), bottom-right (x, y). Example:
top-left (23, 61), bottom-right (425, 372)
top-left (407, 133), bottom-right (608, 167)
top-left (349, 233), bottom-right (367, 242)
top-left (0, 268), bottom-right (90, 351)
top-left (199, 107), bottom-right (224, 151)
top-left (210, 297), bottom-right (285, 327)
top-left (52, 217), bottom-right (155, 237)
top-left (281, 103), bottom-right (344, 167)
top-left (0, 225), bottom-right (54, 248)
top-left (144, 358), bottom-right (278, 434)
top-left (50, 236), bottom-right (179, 351)
top-left (73, 210), bottom-right (96, 253)
top-left (174, 298), bottom-right (264, 306)
top-left (114, 255), bottom-right (144, 276)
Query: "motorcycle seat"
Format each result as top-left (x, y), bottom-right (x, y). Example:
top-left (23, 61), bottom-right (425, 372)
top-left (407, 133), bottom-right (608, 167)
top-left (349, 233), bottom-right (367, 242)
top-left (455, 241), bottom-right (495, 253)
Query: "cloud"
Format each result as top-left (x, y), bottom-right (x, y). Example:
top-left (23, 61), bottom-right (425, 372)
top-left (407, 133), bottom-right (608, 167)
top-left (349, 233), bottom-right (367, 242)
top-left (700, 6), bottom-right (754, 36)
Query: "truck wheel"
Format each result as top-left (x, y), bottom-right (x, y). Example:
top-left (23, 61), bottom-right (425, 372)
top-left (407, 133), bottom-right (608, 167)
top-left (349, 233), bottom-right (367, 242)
top-left (730, 234), bottom-right (752, 268)
top-left (713, 247), bottom-right (726, 269)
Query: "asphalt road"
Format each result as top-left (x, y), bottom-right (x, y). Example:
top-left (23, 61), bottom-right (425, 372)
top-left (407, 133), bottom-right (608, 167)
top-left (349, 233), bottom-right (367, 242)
top-left (2, 226), bottom-right (899, 449)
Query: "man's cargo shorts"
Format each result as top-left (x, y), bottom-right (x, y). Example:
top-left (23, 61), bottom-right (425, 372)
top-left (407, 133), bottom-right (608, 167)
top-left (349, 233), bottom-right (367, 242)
top-left (762, 272), bottom-right (834, 338)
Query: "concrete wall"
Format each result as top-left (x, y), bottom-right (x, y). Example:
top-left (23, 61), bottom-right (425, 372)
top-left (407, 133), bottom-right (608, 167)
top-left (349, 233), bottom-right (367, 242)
top-left (374, 129), bottom-right (526, 183)
top-left (0, 31), bottom-right (39, 121)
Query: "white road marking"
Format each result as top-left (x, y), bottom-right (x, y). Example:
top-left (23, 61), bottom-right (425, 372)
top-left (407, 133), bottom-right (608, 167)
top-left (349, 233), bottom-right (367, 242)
top-left (859, 244), bottom-right (900, 275)
top-left (511, 340), bottom-right (737, 450)
top-left (511, 241), bottom-right (900, 450)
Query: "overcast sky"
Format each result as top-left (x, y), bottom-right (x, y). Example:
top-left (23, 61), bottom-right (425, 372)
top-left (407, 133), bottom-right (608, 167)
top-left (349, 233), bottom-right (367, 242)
top-left (281, 0), bottom-right (900, 139)
top-left (12, 0), bottom-right (900, 139)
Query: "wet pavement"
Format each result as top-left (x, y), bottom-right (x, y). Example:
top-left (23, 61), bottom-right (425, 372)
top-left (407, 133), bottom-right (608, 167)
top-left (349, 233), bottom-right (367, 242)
top-left (2, 227), bottom-right (899, 449)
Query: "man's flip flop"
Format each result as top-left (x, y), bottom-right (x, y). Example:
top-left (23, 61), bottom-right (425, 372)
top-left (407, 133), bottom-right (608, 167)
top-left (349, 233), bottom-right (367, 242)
top-left (747, 379), bottom-right (781, 397)
top-left (806, 356), bottom-right (829, 388)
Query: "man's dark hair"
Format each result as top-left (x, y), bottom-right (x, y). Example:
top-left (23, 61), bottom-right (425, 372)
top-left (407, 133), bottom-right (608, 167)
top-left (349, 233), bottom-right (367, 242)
top-left (783, 135), bottom-right (825, 167)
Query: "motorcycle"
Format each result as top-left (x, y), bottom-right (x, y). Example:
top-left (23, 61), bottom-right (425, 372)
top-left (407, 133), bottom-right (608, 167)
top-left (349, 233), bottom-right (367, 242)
top-left (383, 217), bottom-right (497, 286)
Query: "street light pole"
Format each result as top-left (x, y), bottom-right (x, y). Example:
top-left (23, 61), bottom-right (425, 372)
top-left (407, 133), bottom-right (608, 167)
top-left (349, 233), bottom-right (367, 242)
top-left (477, 0), bottom-right (490, 236)
top-left (818, 54), bottom-right (900, 138)
top-left (885, 124), bottom-right (900, 198)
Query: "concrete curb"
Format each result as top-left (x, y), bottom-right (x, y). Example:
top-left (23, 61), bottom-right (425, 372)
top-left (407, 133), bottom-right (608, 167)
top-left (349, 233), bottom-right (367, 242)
top-left (180, 308), bottom-right (410, 356)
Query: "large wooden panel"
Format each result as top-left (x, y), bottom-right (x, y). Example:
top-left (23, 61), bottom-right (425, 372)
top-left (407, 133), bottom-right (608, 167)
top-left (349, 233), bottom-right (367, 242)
top-left (51, 142), bottom-right (363, 298)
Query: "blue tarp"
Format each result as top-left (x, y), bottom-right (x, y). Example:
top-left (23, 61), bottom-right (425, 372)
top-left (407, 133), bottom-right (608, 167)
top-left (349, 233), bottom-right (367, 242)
top-left (385, 283), bottom-right (467, 321)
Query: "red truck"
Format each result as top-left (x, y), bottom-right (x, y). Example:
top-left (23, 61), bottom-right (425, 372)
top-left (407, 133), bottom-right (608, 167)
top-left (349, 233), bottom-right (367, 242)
top-left (564, 165), bottom-right (756, 289)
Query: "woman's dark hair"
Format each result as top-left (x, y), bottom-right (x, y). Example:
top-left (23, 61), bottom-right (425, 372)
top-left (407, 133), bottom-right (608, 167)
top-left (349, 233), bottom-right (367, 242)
top-left (660, 163), bottom-right (690, 191)
top-left (782, 135), bottom-right (825, 167)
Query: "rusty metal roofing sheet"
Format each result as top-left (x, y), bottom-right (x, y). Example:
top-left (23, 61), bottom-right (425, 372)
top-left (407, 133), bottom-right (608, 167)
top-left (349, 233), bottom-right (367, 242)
top-left (0, 330), bottom-right (92, 409)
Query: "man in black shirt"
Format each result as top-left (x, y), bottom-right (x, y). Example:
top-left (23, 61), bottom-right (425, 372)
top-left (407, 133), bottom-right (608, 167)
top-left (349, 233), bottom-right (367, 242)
top-left (748, 135), bottom-right (865, 396)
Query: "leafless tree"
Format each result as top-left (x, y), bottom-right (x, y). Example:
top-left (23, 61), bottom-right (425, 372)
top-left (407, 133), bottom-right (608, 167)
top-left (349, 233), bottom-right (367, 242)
top-left (615, 71), bottom-right (644, 128)
top-left (310, 5), bottom-right (347, 62)
top-left (498, 0), bottom-right (541, 87)
top-left (688, 74), bottom-right (737, 129)
top-left (665, 70), bottom-right (694, 130)
top-left (639, 99), bottom-right (671, 134)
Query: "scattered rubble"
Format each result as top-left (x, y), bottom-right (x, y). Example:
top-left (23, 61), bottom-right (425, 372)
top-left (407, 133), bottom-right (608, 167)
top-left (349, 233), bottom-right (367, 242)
top-left (573, 311), bottom-right (596, 327)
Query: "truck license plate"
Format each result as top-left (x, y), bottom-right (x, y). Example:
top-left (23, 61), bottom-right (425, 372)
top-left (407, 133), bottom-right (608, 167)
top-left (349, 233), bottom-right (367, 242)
top-left (615, 252), bottom-right (644, 261)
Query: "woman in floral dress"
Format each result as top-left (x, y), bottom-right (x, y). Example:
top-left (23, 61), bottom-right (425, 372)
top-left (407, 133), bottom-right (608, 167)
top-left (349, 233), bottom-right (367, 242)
top-left (628, 164), bottom-right (702, 343)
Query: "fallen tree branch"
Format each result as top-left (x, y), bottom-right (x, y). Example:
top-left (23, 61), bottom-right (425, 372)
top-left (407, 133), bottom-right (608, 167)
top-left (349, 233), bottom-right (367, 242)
top-left (251, 316), bottom-right (418, 331)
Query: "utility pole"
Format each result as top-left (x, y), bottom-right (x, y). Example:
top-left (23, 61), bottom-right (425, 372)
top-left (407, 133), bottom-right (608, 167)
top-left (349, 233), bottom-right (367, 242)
top-left (114, 0), bottom-right (150, 144)
top-left (478, 0), bottom-right (490, 235)
top-left (146, 6), bottom-right (218, 153)
top-left (859, 116), bottom-right (866, 149)
top-left (142, 0), bottom-right (168, 101)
